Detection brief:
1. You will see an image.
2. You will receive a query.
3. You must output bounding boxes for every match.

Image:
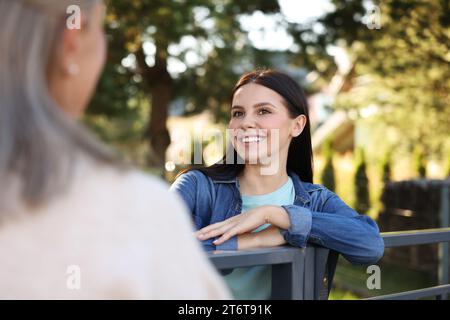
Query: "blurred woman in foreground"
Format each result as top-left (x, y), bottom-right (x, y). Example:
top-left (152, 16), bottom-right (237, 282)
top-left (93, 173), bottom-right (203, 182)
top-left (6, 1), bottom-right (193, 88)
top-left (0, 0), bottom-right (230, 299)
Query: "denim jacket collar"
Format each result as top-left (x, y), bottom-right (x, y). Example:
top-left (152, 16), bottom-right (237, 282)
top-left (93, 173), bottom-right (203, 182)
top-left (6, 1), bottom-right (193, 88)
top-left (210, 169), bottom-right (317, 206)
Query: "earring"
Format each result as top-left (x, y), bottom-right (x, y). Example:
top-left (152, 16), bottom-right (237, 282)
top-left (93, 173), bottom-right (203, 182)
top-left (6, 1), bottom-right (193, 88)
top-left (67, 63), bottom-right (80, 75)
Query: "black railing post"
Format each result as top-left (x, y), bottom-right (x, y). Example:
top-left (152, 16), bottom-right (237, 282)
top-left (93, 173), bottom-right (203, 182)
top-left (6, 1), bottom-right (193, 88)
top-left (438, 185), bottom-right (449, 299)
top-left (271, 248), bottom-right (305, 300)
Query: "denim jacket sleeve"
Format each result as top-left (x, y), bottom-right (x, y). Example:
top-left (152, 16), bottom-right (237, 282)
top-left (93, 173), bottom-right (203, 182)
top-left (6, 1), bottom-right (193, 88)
top-left (280, 188), bottom-right (385, 265)
top-left (169, 171), bottom-right (237, 251)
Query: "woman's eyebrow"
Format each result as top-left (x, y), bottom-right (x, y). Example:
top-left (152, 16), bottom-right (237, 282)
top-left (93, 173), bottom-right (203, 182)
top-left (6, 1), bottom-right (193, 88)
top-left (254, 102), bottom-right (277, 108)
top-left (231, 102), bottom-right (277, 110)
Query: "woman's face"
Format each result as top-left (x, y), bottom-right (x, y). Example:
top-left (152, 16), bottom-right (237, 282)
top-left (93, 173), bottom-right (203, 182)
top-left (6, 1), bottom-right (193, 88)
top-left (48, 3), bottom-right (107, 118)
top-left (229, 83), bottom-right (306, 167)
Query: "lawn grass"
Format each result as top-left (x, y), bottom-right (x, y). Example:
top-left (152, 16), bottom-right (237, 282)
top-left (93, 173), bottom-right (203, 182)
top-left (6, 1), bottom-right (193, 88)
top-left (330, 258), bottom-right (436, 299)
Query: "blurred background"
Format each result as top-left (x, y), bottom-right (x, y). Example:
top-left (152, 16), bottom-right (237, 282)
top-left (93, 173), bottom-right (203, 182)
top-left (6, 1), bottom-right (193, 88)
top-left (85, 0), bottom-right (450, 299)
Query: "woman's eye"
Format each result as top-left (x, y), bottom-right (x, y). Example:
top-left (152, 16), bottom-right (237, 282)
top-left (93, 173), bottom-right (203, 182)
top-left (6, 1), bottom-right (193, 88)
top-left (232, 111), bottom-right (244, 117)
top-left (258, 108), bottom-right (271, 115)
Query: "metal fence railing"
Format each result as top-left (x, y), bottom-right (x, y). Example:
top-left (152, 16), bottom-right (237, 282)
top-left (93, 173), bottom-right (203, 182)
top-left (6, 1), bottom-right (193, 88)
top-left (208, 227), bottom-right (450, 300)
top-left (208, 245), bottom-right (337, 300)
top-left (367, 185), bottom-right (450, 300)
top-left (365, 228), bottom-right (450, 300)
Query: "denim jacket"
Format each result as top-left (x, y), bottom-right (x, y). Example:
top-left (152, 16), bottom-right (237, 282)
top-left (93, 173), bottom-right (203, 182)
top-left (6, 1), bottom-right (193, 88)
top-left (170, 169), bottom-right (384, 265)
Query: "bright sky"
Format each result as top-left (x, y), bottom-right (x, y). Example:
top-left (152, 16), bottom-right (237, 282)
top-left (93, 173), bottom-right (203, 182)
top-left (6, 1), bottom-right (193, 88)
top-left (279, 0), bottom-right (335, 24)
top-left (236, 0), bottom-right (350, 74)
top-left (122, 0), bottom-right (348, 77)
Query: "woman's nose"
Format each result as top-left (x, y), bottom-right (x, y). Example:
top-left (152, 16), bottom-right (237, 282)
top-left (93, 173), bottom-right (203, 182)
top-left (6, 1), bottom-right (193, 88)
top-left (239, 115), bottom-right (258, 129)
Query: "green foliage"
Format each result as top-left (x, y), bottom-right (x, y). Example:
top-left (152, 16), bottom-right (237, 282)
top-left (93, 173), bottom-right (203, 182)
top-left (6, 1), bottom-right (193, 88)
top-left (95, 0), bottom-right (283, 112)
top-left (320, 139), bottom-right (336, 192)
top-left (446, 151), bottom-right (450, 178)
top-left (412, 145), bottom-right (427, 178)
top-left (333, 258), bottom-right (435, 299)
top-left (353, 148), bottom-right (370, 214)
top-left (89, 0), bottom-right (287, 166)
top-left (380, 150), bottom-right (392, 185)
top-left (331, 0), bottom-right (450, 158)
top-left (86, 0), bottom-right (450, 174)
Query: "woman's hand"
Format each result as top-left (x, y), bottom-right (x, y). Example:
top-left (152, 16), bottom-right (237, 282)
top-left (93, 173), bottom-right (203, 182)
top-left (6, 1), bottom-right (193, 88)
top-left (237, 226), bottom-right (287, 249)
top-left (195, 205), bottom-right (291, 246)
top-left (196, 206), bottom-right (267, 245)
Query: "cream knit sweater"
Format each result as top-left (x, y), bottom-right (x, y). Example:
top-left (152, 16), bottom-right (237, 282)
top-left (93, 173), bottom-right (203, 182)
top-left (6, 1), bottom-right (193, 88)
top-left (0, 159), bottom-right (231, 299)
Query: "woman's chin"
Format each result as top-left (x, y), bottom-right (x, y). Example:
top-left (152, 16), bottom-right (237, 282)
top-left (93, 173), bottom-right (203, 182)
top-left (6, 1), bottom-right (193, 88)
top-left (237, 154), bottom-right (271, 166)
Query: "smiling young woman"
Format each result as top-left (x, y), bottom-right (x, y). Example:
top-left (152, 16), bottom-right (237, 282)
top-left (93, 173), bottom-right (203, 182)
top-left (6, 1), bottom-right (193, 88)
top-left (171, 69), bottom-right (384, 299)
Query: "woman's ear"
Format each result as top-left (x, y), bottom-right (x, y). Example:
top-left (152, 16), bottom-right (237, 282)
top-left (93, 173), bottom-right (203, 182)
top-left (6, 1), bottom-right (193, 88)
top-left (56, 28), bottom-right (82, 77)
top-left (291, 114), bottom-right (307, 138)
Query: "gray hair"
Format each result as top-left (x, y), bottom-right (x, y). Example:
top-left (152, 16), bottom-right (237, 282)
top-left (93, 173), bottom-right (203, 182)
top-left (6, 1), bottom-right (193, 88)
top-left (0, 0), bottom-right (123, 210)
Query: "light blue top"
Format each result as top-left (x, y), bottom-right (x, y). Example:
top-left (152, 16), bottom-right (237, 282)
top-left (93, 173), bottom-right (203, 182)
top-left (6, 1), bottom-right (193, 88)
top-left (224, 176), bottom-right (296, 300)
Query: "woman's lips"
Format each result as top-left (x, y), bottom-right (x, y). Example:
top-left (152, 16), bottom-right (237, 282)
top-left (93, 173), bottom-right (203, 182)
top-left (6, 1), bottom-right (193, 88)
top-left (235, 136), bottom-right (267, 146)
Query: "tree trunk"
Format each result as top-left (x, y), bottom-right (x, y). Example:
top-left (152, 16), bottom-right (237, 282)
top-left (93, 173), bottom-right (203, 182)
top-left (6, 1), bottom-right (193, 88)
top-left (147, 79), bottom-right (172, 168)
top-left (137, 45), bottom-right (173, 169)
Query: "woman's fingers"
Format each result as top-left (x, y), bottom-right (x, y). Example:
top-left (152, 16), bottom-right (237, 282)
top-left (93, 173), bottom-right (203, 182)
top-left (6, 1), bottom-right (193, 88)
top-left (213, 220), bottom-right (252, 245)
top-left (199, 223), bottom-right (235, 240)
top-left (196, 210), bottom-right (268, 245)
top-left (195, 220), bottom-right (226, 237)
top-left (197, 221), bottom-right (237, 240)
top-left (195, 215), bottom-right (242, 239)
top-left (214, 215), bottom-right (261, 244)
top-left (213, 227), bottom-right (239, 245)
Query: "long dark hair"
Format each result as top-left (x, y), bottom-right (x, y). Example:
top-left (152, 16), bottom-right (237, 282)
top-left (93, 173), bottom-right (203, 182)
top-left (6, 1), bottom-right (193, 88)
top-left (177, 69), bottom-right (313, 183)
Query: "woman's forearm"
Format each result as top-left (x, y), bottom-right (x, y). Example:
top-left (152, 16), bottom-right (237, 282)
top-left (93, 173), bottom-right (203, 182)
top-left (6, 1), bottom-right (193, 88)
top-left (237, 226), bottom-right (286, 249)
top-left (237, 232), bottom-right (260, 249)
top-left (264, 205), bottom-right (291, 230)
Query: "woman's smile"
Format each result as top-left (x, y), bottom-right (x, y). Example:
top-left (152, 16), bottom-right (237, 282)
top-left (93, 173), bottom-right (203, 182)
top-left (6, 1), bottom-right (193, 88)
top-left (234, 131), bottom-right (269, 152)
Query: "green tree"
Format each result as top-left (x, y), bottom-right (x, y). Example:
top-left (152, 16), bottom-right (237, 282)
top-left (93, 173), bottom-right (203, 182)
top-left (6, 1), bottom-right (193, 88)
top-left (328, 0), bottom-right (450, 158)
top-left (89, 0), bottom-right (281, 168)
top-left (380, 150), bottom-right (392, 185)
top-left (284, 0), bottom-right (449, 158)
top-left (320, 139), bottom-right (336, 192)
top-left (446, 151), bottom-right (450, 178)
top-left (412, 145), bottom-right (427, 178)
top-left (354, 148), bottom-right (370, 214)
